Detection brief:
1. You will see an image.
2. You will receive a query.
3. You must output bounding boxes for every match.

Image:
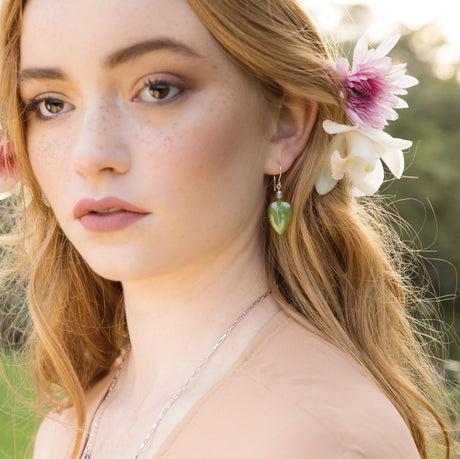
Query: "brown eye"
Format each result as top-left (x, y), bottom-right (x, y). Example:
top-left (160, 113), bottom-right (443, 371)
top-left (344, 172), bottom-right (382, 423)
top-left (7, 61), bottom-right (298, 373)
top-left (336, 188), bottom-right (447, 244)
top-left (43, 99), bottom-right (64, 114)
top-left (138, 81), bottom-right (181, 102)
top-left (34, 98), bottom-right (73, 119)
top-left (149, 84), bottom-right (171, 100)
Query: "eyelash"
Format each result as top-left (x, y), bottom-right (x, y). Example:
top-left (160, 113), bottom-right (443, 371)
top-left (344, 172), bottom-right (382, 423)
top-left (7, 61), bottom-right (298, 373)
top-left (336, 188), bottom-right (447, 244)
top-left (21, 76), bottom-right (184, 123)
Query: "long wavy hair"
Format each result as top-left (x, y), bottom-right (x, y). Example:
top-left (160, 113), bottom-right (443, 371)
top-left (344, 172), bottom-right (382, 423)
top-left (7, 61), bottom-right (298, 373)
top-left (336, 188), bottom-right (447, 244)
top-left (0, 0), bottom-right (454, 457)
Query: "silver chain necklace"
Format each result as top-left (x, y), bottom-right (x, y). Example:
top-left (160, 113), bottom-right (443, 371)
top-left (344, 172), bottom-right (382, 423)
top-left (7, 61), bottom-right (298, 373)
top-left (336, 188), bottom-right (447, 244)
top-left (81, 289), bottom-right (272, 459)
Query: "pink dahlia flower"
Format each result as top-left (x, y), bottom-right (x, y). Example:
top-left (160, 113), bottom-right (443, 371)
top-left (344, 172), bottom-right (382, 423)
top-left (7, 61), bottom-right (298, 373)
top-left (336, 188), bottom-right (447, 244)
top-left (335, 35), bottom-right (418, 130)
top-left (0, 134), bottom-right (20, 200)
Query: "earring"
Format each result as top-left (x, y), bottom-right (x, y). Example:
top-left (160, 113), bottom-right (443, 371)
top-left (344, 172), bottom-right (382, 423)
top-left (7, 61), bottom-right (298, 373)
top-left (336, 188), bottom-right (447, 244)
top-left (268, 166), bottom-right (292, 235)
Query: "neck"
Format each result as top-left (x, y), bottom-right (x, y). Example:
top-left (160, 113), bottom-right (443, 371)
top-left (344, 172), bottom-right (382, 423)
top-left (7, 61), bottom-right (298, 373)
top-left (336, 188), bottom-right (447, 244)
top-left (119, 233), bottom-right (280, 400)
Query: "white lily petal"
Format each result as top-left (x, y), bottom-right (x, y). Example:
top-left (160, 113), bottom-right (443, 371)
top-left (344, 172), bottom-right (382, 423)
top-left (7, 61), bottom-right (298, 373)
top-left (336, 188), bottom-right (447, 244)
top-left (352, 158), bottom-right (385, 196)
top-left (315, 163), bottom-right (338, 195)
top-left (0, 177), bottom-right (17, 194)
top-left (0, 191), bottom-right (12, 200)
top-left (380, 148), bottom-right (404, 178)
top-left (327, 132), bottom-right (347, 157)
top-left (20, 185), bottom-right (32, 206)
top-left (330, 150), bottom-right (347, 180)
top-left (375, 34), bottom-right (400, 59)
top-left (323, 120), bottom-right (359, 135)
top-left (347, 131), bottom-right (379, 167)
top-left (364, 129), bottom-right (413, 151)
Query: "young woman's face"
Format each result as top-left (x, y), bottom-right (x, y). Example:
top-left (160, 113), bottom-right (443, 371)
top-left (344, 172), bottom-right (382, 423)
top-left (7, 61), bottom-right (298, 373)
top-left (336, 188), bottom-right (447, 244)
top-left (19, 0), bottom-right (274, 281)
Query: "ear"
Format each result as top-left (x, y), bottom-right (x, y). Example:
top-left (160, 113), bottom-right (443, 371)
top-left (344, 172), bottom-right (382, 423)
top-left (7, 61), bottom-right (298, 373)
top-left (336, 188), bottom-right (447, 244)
top-left (264, 96), bottom-right (318, 175)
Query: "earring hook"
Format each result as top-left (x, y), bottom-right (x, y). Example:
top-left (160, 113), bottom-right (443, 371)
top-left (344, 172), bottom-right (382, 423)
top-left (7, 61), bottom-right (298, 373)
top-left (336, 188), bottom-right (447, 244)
top-left (273, 165), bottom-right (283, 192)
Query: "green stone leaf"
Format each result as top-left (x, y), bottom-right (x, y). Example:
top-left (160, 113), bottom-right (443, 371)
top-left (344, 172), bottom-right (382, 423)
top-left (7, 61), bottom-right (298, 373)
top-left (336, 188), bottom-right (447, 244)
top-left (268, 199), bottom-right (292, 235)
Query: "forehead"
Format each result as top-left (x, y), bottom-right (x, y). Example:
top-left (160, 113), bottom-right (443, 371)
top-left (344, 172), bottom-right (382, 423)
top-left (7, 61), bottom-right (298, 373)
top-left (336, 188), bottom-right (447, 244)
top-left (20, 0), bottom-right (217, 68)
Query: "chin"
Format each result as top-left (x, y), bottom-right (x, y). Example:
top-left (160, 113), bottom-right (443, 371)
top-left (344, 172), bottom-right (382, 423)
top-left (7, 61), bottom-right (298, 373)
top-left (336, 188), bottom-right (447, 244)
top-left (78, 245), bottom-right (175, 283)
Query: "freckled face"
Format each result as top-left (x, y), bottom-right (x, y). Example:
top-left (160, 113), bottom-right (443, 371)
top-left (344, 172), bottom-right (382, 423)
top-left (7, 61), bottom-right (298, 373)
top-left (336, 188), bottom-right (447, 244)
top-left (19, 0), bottom-right (272, 281)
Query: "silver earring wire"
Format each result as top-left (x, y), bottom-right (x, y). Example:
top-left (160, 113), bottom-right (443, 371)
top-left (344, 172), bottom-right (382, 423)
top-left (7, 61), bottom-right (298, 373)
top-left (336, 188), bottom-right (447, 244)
top-left (273, 165), bottom-right (283, 197)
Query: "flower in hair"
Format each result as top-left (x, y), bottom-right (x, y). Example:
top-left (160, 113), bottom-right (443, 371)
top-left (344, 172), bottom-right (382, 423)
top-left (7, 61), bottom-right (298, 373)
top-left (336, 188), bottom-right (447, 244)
top-left (0, 134), bottom-right (21, 200)
top-left (315, 121), bottom-right (411, 196)
top-left (315, 35), bottom-right (418, 196)
top-left (336, 35), bottom-right (418, 130)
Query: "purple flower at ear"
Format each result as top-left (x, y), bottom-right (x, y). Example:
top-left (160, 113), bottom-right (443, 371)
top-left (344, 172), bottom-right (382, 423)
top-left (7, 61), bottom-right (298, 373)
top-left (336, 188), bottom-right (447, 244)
top-left (0, 134), bottom-right (20, 200)
top-left (335, 35), bottom-right (418, 130)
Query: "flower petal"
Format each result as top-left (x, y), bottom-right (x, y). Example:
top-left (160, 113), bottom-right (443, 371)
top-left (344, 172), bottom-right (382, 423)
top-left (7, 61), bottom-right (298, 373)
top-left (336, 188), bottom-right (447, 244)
top-left (0, 192), bottom-right (12, 200)
top-left (347, 131), bottom-right (379, 167)
top-left (0, 177), bottom-right (17, 194)
top-left (352, 36), bottom-right (369, 69)
top-left (330, 150), bottom-right (348, 180)
top-left (335, 58), bottom-right (350, 77)
top-left (364, 129), bottom-right (412, 151)
top-left (380, 147), bottom-right (404, 178)
top-left (315, 159), bottom-right (338, 195)
top-left (323, 120), bottom-right (359, 135)
top-left (374, 35), bottom-right (400, 59)
top-left (396, 75), bottom-right (419, 88)
top-left (352, 158), bottom-right (385, 196)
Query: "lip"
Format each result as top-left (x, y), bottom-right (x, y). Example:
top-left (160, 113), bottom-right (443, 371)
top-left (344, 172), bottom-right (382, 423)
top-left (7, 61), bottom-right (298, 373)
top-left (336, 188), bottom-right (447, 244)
top-left (74, 197), bottom-right (150, 233)
top-left (74, 197), bottom-right (149, 219)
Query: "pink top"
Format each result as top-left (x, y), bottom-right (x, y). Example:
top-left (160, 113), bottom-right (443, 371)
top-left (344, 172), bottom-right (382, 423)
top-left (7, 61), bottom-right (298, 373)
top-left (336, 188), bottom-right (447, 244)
top-left (153, 309), bottom-right (421, 458)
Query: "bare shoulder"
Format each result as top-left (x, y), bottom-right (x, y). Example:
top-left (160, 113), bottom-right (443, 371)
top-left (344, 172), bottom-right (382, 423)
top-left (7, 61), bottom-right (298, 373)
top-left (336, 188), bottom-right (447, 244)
top-left (33, 406), bottom-right (77, 459)
top-left (241, 312), bottom-right (421, 458)
top-left (33, 370), bottom-right (116, 459)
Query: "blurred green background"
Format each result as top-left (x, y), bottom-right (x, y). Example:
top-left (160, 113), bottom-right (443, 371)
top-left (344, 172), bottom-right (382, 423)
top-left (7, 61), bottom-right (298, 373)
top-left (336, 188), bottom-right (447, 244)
top-left (325, 4), bottom-right (460, 362)
top-left (1, 2), bottom-right (459, 457)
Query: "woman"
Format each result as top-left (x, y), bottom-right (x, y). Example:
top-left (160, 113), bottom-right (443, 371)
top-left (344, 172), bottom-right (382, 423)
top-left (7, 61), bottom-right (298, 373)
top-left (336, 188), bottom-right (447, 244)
top-left (0, 0), bottom-right (454, 457)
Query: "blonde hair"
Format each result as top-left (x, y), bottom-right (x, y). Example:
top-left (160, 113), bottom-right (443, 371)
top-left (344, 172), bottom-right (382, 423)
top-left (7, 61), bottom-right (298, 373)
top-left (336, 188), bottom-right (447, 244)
top-left (0, 0), bottom-right (454, 457)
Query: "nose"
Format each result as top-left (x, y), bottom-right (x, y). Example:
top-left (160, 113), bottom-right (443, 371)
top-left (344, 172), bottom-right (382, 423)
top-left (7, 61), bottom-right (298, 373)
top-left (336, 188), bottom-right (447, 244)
top-left (72, 100), bottom-right (131, 178)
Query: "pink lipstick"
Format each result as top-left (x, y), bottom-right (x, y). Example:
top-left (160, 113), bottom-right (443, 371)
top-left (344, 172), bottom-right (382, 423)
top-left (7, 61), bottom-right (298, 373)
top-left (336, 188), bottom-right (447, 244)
top-left (74, 197), bottom-right (149, 233)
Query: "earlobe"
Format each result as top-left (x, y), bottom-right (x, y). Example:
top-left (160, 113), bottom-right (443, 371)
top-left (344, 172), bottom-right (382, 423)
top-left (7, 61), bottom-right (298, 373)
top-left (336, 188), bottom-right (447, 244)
top-left (265, 97), bottom-right (318, 175)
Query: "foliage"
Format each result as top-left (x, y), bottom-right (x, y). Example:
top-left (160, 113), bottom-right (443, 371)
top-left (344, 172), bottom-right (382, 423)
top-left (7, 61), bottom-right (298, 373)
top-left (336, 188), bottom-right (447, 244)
top-left (0, 354), bottom-right (39, 459)
top-left (386, 30), bottom-right (460, 361)
top-left (333, 18), bottom-right (460, 361)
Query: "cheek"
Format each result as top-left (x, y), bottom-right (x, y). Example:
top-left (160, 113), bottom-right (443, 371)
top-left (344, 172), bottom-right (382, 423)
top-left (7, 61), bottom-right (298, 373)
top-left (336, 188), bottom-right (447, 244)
top-left (131, 88), bottom-right (267, 239)
top-left (27, 128), bottom-right (71, 196)
top-left (137, 88), bottom-right (265, 196)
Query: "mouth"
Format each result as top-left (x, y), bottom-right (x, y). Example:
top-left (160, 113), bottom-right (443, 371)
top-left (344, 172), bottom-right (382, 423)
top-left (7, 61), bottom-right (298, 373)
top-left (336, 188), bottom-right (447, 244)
top-left (73, 197), bottom-right (149, 219)
top-left (74, 197), bottom-right (150, 233)
top-left (90, 208), bottom-right (124, 215)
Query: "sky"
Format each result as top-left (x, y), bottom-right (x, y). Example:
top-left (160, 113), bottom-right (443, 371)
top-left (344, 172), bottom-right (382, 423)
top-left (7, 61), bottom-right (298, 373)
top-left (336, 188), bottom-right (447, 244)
top-left (301, 1), bottom-right (459, 79)
top-left (302, 0), bottom-right (458, 44)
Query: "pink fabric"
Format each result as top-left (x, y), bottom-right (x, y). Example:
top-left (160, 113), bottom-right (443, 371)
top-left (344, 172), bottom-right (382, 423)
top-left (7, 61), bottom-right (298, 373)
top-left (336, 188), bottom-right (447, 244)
top-left (154, 310), bottom-right (421, 458)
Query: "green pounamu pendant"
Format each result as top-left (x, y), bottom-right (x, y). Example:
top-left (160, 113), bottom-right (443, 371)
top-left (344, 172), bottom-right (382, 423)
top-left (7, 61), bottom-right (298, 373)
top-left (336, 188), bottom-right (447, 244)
top-left (268, 198), bottom-right (292, 235)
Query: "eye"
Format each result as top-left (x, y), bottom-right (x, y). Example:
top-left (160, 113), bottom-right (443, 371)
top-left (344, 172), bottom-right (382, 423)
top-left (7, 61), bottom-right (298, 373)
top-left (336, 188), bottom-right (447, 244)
top-left (39, 99), bottom-right (71, 117)
top-left (23, 97), bottom-right (74, 121)
top-left (137, 80), bottom-right (182, 103)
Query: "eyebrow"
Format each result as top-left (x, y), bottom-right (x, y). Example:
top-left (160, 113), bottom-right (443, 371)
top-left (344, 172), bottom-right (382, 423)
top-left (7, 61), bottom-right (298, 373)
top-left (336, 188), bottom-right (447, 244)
top-left (105, 39), bottom-right (203, 67)
top-left (19, 39), bottom-right (203, 84)
top-left (19, 68), bottom-right (68, 83)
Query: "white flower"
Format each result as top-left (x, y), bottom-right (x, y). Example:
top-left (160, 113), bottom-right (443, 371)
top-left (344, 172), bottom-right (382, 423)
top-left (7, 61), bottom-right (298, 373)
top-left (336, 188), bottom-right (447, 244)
top-left (0, 177), bottom-right (20, 200)
top-left (315, 120), bottom-right (412, 196)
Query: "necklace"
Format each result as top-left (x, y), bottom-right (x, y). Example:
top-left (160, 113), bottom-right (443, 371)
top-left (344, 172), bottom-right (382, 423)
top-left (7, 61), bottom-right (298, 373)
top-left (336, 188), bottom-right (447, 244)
top-left (81, 289), bottom-right (272, 459)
